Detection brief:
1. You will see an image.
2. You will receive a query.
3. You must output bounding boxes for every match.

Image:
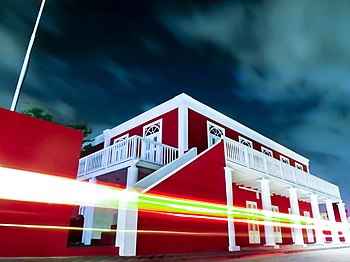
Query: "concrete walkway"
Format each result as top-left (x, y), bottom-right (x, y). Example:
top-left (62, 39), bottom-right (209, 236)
top-left (1, 243), bottom-right (350, 261)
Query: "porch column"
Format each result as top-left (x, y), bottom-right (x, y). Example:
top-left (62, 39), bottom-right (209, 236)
top-left (82, 177), bottom-right (96, 245)
top-left (288, 187), bottom-right (305, 246)
top-left (178, 105), bottom-right (188, 156)
top-left (116, 189), bottom-right (139, 256)
top-left (337, 202), bottom-right (350, 243)
top-left (325, 199), bottom-right (341, 244)
top-left (309, 194), bottom-right (324, 244)
top-left (103, 129), bottom-right (112, 148)
top-left (258, 178), bottom-right (277, 247)
top-left (224, 167), bottom-right (240, 251)
top-left (126, 164), bottom-right (138, 187)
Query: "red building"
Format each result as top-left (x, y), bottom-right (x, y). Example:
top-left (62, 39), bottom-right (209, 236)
top-left (77, 93), bottom-right (350, 256)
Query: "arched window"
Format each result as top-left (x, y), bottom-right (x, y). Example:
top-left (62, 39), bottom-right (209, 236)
top-left (207, 121), bottom-right (225, 147)
top-left (261, 147), bottom-right (273, 157)
top-left (239, 136), bottom-right (253, 148)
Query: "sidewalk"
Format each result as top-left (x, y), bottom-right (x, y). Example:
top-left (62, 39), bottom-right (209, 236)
top-left (1, 243), bottom-right (350, 261)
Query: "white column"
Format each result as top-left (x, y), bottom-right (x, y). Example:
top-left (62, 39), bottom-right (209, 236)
top-left (259, 178), bottom-right (277, 247)
top-left (325, 199), bottom-right (341, 244)
top-left (337, 202), bottom-right (350, 243)
top-left (103, 129), bottom-right (112, 148)
top-left (178, 105), bottom-right (188, 156)
top-left (309, 194), bottom-right (324, 244)
top-left (116, 189), bottom-right (139, 256)
top-left (224, 167), bottom-right (240, 251)
top-left (82, 177), bottom-right (96, 245)
top-left (126, 164), bottom-right (138, 187)
top-left (288, 187), bottom-right (305, 246)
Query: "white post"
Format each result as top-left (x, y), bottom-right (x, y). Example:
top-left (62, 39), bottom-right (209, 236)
top-left (178, 105), bottom-right (188, 156)
top-left (10, 0), bottom-right (46, 111)
top-left (325, 199), bottom-right (341, 244)
top-left (82, 177), bottom-right (96, 245)
top-left (224, 167), bottom-right (240, 251)
top-left (259, 178), bottom-right (277, 247)
top-left (337, 202), bottom-right (350, 244)
top-left (116, 189), bottom-right (139, 256)
top-left (103, 129), bottom-right (112, 148)
top-left (126, 164), bottom-right (139, 187)
top-left (309, 194), bottom-right (325, 244)
top-left (288, 187), bottom-right (305, 246)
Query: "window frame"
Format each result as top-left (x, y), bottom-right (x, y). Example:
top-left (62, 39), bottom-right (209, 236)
top-left (239, 136), bottom-right (253, 148)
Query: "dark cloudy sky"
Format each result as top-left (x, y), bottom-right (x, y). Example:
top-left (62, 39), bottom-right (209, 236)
top-left (1, 0), bottom-right (350, 208)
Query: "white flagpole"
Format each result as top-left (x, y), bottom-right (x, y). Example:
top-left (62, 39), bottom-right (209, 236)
top-left (10, 0), bottom-right (46, 112)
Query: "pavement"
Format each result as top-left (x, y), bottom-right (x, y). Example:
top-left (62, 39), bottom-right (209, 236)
top-left (1, 243), bottom-right (350, 261)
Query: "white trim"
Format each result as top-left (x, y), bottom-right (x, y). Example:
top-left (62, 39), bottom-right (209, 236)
top-left (207, 121), bottom-right (225, 147)
top-left (239, 136), bottom-right (253, 148)
top-left (113, 134), bottom-right (129, 144)
top-left (261, 147), bottom-right (273, 157)
top-left (178, 105), bottom-right (188, 155)
top-left (280, 155), bottom-right (290, 164)
top-left (91, 93), bottom-right (309, 166)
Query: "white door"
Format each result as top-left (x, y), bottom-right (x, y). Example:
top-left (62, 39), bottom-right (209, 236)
top-left (143, 120), bottom-right (162, 163)
top-left (113, 134), bottom-right (129, 163)
top-left (272, 206), bottom-right (282, 243)
top-left (304, 211), bottom-right (314, 243)
top-left (247, 201), bottom-right (260, 244)
top-left (288, 208), bottom-right (296, 243)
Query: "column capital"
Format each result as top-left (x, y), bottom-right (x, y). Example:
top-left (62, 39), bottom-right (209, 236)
top-left (258, 178), bottom-right (270, 183)
top-left (224, 166), bottom-right (234, 172)
top-left (337, 202), bottom-right (345, 207)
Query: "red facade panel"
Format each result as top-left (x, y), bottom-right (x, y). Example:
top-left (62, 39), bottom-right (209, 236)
top-left (110, 109), bottom-right (178, 148)
top-left (137, 142), bottom-right (228, 255)
top-left (188, 109), bottom-right (308, 172)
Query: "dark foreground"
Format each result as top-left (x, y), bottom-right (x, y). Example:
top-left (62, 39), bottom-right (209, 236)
top-left (1, 244), bottom-right (350, 262)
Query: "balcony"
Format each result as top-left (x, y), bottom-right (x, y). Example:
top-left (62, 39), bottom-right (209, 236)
top-left (77, 135), bottom-right (179, 180)
top-left (224, 137), bottom-right (341, 200)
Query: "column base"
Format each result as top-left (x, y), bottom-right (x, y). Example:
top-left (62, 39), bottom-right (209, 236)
top-left (293, 243), bottom-right (307, 247)
top-left (264, 244), bottom-right (280, 249)
top-left (229, 245), bottom-right (241, 251)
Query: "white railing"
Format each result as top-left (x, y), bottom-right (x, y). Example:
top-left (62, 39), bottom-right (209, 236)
top-left (77, 135), bottom-right (179, 178)
top-left (224, 137), bottom-right (341, 199)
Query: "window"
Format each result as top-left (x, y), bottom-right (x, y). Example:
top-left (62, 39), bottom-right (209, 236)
top-left (280, 155), bottom-right (290, 164)
top-left (207, 121), bottom-right (225, 147)
top-left (143, 119), bottom-right (162, 143)
top-left (261, 147), bottom-right (273, 157)
top-left (271, 206), bottom-right (282, 243)
top-left (239, 136), bottom-right (253, 148)
top-left (295, 163), bottom-right (304, 170)
top-left (246, 201), bottom-right (260, 244)
top-left (113, 134), bottom-right (129, 144)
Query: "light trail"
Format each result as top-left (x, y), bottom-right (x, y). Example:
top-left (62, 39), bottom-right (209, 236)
top-left (0, 166), bottom-right (348, 233)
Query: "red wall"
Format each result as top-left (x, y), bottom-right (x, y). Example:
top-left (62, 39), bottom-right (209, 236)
top-left (0, 108), bottom-right (118, 257)
top-left (188, 109), bottom-right (308, 172)
top-left (136, 141), bottom-right (229, 255)
top-left (110, 109), bottom-right (178, 148)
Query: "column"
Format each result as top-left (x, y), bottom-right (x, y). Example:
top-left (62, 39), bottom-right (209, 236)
top-left (325, 199), bottom-right (341, 243)
top-left (309, 194), bottom-right (324, 244)
top-left (178, 105), bottom-right (188, 156)
top-left (82, 177), bottom-right (96, 245)
top-left (103, 129), bottom-right (112, 148)
top-left (224, 167), bottom-right (240, 251)
top-left (259, 178), bottom-right (277, 247)
top-left (116, 189), bottom-right (139, 256)
top-left (288, 187), bottom-right (305, 246)
top-left (337, 202), bottom-right (350, 243)
top-left (126, 164), bottom-right (138, 187)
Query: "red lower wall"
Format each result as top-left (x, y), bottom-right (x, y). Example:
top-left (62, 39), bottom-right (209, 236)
top-left (0, 108), bottom-right (118, 257)
top-left (137, 141), bottom-right (229, 255)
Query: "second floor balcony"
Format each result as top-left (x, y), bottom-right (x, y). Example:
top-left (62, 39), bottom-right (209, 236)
top-left (223, 137), bottom-right (341, 201)
top-left (77, 135), bottom-right (179, 180)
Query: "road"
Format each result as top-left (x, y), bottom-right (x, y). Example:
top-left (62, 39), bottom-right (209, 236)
top-left (232, 247), bottom-right (350, 262)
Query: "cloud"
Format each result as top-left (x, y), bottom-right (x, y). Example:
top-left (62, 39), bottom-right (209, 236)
top-left (161, 0), bottom-right (350, 203)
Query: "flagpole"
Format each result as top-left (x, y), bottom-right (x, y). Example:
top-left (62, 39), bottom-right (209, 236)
top-left (10, 0), bottom-right (46, 112)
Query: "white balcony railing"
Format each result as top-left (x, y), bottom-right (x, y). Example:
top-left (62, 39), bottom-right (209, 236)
top-left (78, 135), bottom-right (179, 178)
top-left (224, 137), bottom-right (341, 199)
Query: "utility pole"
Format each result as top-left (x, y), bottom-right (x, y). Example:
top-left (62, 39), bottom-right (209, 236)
top-left (10, 0), bottom-right (46, 112)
